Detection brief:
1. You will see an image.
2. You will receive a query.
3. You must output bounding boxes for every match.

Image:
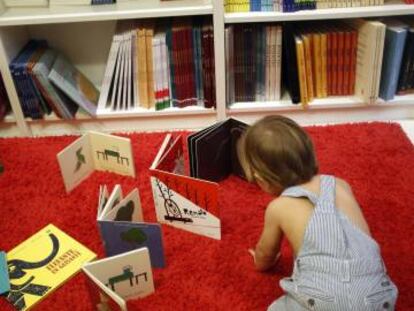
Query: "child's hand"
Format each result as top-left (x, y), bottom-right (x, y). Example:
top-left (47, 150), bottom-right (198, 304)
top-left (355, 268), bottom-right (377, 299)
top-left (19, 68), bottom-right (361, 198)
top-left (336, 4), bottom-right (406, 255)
top-left (248, 248), bottom-right (256, 262)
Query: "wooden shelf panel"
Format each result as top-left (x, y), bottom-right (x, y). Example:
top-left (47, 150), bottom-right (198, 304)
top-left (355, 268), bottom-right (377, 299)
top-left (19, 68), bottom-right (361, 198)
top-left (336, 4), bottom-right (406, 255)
top-left (225, 2), bottom-right (414, 23)
top-left (0, 0), bottom-right (213, 26)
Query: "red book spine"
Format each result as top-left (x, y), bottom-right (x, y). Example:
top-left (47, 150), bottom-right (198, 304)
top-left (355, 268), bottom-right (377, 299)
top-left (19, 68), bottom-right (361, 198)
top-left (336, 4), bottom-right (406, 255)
top-left (337, 31), bottom-right (344, 96)
top-left (348, 30), bottom-right (358, 95)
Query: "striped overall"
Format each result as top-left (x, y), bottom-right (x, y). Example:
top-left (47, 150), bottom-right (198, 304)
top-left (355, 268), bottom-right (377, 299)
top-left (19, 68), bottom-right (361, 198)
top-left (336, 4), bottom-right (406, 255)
top-left (268, 175), bottom-right (398, 311)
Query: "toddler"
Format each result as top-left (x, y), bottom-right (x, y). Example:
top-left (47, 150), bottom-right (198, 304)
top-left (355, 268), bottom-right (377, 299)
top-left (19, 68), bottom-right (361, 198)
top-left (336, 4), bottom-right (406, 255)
top-left (238, 115), bottom-right (398, 311)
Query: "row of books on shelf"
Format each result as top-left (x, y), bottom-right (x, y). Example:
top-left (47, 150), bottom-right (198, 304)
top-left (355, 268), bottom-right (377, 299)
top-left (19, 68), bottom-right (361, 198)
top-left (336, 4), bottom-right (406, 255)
top-left (3, 0), bottom-right (137, 8)
top-left (224, 0), bottom-right (395, 13)
top-left (225, 24), bottom-right (283, 103)
top-left (225, 17), bottom-right (414, 106)
top-left (99, 17), bottom-right (216, 113)
top-left (9, 16), bottom-right (216, 120)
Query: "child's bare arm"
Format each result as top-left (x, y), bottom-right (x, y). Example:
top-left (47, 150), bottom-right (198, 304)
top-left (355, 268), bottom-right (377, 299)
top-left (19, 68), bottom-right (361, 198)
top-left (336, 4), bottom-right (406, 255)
top-left (251, 202), bottom-right (283, 271)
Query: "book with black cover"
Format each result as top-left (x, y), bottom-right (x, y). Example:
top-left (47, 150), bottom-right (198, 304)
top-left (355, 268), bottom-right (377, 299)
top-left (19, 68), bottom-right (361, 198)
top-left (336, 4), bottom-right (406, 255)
top-left (283, 23), bottom-right (300, 104)
top-left (187, 118), bottom-right (248, 182)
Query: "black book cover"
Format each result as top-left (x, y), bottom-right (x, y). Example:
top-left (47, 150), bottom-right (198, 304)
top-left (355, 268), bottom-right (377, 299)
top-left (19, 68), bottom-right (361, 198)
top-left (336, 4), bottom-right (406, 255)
top-left (282, 23), bottom-right (300, 104)
top-left (188, 118), bottom-right (249, 182)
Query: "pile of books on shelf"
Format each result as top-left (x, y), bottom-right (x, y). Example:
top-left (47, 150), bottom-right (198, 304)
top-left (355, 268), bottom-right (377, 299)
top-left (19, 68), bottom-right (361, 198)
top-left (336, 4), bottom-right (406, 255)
top-left (9, 40), bottom-right (99, 120)
top-left (99, 17), bottom-right (216, 113)
top-left (224, 0), bottom-right (395, 13)
top-left (3, 0), bottom-right (135, 8)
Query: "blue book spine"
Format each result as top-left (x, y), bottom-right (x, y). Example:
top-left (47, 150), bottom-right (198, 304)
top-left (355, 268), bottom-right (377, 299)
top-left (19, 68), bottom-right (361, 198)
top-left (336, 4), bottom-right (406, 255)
top-left (379, 28), bottom-right (408, 101)
top-left (192, 26), bottom-right (200, 101)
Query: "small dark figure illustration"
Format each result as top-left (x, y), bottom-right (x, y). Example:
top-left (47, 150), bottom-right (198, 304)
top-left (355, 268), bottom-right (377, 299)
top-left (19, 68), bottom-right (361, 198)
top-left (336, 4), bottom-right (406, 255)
top-left (96, 149), bottom-right (129, 166)
top-left (74, 147), bottom-right (86, 172)
top-left (106, 266), bottom-right (147, 292)
top-left (114, 201), bottom-right (135, 221)
top-left (120, 228), bottom-right (147, 245)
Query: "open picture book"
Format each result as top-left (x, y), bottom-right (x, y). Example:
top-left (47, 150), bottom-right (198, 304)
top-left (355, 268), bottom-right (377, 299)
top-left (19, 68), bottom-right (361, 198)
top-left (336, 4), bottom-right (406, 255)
top-left (5, 224), bottom-right (96, 311)
top-left (149, 118), bottom-right (248, 240)
top-left (97, 185), bottom-right (165, 268)
top-left (188, 117), bottom-right (248, 182)
top-left (83, 248), bottom-right (154, 311)
top-left (57, 131), bottom-right (135, 192)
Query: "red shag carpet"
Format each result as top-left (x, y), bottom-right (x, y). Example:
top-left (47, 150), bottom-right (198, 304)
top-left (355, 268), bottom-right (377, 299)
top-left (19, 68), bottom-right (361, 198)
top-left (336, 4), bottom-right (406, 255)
top-left (0, 122), bottom-right (413, 311)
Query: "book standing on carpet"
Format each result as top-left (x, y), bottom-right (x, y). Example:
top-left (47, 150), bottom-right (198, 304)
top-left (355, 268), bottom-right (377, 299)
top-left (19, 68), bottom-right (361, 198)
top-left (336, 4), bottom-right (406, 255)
top-left (97, 185), bottom-right (165, 268)
top-left (150, 133), bottom-right (221, 240)
top-left (57, 131), bottom-right (135, 192)
top-left (187, 117), bottom-right (248, 182)
top-left (5, 224), bottom-right (96, 311)
top-left (149, 118), bottom-right (248, 240)
top-left (82, 248), bottom-right (154, 311)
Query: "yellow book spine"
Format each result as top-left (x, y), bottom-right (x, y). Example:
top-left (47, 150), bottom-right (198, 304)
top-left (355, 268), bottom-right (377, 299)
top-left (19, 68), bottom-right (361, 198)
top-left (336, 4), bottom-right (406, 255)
top-left (320, 32), bottom-right (328, 98)
top-left (295, 36), bottom-right (308, 107)
top-left (303, 34), bottom-right (314, 102)
top-left (137, 25), bottom-right (148, 108)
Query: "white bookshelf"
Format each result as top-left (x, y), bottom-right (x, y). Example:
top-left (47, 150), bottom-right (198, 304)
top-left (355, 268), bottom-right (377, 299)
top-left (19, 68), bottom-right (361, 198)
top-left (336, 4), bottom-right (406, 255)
top-left (0, 0), bottom-right (413, 137)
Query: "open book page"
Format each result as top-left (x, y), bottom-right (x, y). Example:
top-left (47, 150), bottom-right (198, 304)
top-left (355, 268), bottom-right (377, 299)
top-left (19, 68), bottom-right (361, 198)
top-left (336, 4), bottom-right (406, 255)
top-left (97, 185), bottom-right (109, 219)
top-left (82, 248), bottom-right (154, 304)
top-left (101, 188), bottom-right (143, 223)
top-left (57, 133), bottom-right (94, 193)
top-left (83, 266), bottom-right (127, 311)
top-left (89, 132), bottom-right (135, 178)
top-left (98, 185), bottom-right (123, 221)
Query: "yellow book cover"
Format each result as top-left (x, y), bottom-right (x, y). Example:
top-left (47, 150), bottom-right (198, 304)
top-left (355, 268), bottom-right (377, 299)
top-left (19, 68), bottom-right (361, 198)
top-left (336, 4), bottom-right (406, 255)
top-left (295, 36), bottom-right (308, 108)
top-left (6, 224), bottom-right (96, 311)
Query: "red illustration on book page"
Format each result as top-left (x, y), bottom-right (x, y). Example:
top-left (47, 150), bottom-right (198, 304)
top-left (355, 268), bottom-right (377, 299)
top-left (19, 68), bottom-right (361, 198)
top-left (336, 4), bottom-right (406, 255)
top-left (150, 134), bottom-right (220, 240)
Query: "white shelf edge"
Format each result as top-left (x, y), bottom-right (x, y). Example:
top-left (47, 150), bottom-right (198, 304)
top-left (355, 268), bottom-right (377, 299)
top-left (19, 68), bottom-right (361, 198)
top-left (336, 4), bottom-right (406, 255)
top-left (228, 95), bottom-right (414, 114)
top-left (25, 106), bottom-right (216, 123)
top-left (225, 3), bottom-right (414, 23)
top-left (0, 1), bottom-right (213, 26)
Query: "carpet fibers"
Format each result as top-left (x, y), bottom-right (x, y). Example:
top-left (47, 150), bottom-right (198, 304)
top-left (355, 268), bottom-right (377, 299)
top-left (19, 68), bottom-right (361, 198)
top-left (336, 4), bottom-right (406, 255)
top-left (0, 122), bottom-right (413, 311)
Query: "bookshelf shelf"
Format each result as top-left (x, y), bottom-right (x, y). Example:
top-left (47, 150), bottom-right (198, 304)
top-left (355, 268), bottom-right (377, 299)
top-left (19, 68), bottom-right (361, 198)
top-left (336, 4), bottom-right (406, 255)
top-left (28, 106), bottom-right (216, 122)
top-left (0, 0), bottom-right (213, 26)
top-left (228, 94), bottom-right (414, 113)
top-left (224, 1), bottom-right (414, 23)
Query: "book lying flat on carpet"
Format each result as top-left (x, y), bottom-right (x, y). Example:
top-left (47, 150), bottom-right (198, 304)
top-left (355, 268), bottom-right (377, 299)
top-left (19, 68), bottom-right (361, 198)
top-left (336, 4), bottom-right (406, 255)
top-left (5, 224), bottom-right (96, 311)
top-left (0, 251), bottom-right (10, 295)
top-left (83, 248), bottom-right (154, 311)
top-left (57, 131), bottom-right (135, 192)
top-left (188, 118), bottom-right (248, 182)
top-left (150, 134), bottom-right (220, 240)
top-left (97, 185), bottom-right (165, 268)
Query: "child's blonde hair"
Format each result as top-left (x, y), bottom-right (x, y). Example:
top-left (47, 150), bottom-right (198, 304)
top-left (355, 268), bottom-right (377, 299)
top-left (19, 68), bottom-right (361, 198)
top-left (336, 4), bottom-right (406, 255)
top-left (238, 115), bottom-right (318, 189)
